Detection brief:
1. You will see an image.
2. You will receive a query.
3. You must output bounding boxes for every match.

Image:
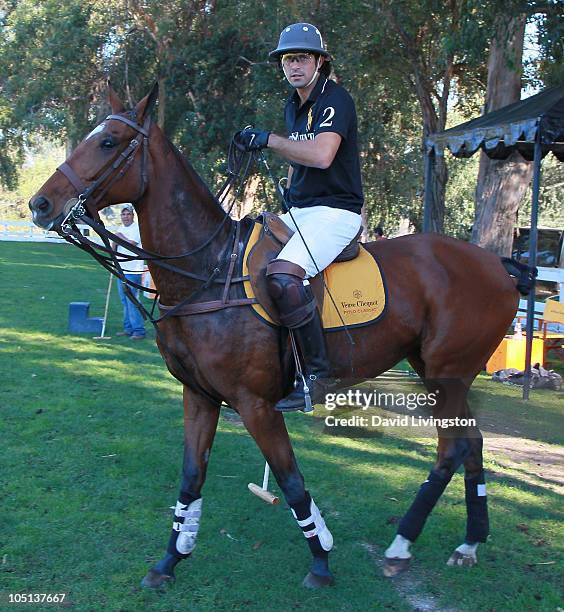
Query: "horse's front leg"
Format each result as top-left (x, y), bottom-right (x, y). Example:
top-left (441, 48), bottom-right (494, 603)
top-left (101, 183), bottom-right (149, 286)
top-left (239, 401), bottom-right (334, 588)
top-left (142, 386), bottom-right (220, 588)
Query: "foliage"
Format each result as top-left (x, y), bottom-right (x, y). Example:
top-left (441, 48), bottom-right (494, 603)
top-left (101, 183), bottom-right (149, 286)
top-left (518, 153), bottom-right (564, 228)
top-left (0, 0), bottom-right (115, 152)
top-left (0, 1), bottom-right (562, 232)
top-left (0, 140), bottom-right (65, 218)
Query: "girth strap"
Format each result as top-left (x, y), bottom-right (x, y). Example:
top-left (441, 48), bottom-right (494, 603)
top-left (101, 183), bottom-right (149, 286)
top-left (158, 297), bottom-right (257, 317)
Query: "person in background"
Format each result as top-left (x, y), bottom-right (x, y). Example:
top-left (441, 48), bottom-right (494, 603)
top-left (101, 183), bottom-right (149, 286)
top-left (113, 205), bottom-right (146, 340)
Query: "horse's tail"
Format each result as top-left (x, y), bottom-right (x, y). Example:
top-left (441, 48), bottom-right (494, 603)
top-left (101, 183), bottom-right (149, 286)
top-left (500, 257), bottom-right (537, 296)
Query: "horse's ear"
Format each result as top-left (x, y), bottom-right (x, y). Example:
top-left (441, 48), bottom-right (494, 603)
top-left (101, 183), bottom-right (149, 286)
top-left (135, 82), bottom-right (159, 123)
top-left (108, 80), bottom-right (126, 114)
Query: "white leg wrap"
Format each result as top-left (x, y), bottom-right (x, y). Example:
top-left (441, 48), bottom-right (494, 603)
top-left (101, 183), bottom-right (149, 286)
top-left (385, 534), bottom-right (412, 559)
top-left (171, 498), bottom-right (202, 555)
top-left (291, 498), bottom-right (333, 552)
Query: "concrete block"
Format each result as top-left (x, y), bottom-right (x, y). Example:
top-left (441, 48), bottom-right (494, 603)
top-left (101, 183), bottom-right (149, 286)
top-left (68, 302), bottom-right (103, 334)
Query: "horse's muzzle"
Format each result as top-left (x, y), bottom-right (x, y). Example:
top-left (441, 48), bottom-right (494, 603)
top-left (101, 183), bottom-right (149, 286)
top-left (29, 195), bottom-right (57, 229)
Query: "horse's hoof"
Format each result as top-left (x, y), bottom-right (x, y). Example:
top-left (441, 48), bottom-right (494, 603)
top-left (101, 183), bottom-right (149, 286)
top-left (446, 550), bottom-right (477, 567)
top-left (382, 556), bottom-right (411, 577)
top-left (302, 571), bottom-right (335, 588)
top-left (141, 568), bottom-right (175, 589)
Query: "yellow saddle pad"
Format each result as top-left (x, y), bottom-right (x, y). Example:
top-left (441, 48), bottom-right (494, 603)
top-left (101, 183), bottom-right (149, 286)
top-left (242, 223), bottom-right (386, 331)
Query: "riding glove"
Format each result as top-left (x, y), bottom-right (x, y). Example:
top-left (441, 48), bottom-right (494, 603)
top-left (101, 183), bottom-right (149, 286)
top-left (235, 128), bottom-right (271, 152)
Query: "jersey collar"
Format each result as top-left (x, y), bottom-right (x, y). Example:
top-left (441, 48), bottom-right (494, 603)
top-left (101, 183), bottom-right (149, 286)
top-left (290, 76), bottom-right (329, 107)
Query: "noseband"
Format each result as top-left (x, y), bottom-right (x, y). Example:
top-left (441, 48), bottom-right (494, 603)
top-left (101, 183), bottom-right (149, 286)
top-left (57, 112), bottom-right (151, 234)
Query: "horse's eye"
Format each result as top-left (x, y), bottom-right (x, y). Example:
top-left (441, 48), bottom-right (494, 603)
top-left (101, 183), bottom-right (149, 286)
top-left (101, 138), bottom-right (115, 149)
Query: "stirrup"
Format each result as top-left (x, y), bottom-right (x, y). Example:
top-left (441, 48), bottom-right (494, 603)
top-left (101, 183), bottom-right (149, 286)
top-left (300, 372), bottom-right (313, 413)
top-left (275, 373), bottom-right (323, 413)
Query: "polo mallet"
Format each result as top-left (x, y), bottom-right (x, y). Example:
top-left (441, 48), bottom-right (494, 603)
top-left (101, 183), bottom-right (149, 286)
top-left (248, 461), bottom-right (280, 505)
top-left (93, 272), bottom-right (113, 340)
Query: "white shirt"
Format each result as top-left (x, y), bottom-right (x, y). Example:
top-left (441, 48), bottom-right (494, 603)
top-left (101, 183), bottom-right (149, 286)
top-left (116, 221), bottom-right (144, 273)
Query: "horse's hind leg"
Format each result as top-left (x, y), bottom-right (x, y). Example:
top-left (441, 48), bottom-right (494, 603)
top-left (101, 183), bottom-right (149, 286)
top-left (447, 430), bottom-right (488, 567)
top-left (384, 379), bottom-right (476, 576)
top-left (142, 386), bottom-right (221, 588)
top-left (239, 401), bottom-right (334, 588)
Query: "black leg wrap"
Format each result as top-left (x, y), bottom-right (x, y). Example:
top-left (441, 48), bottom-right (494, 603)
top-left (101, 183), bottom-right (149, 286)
top-left (398, 470), bottom-right (451, 542)
top-left (290, 490), bottom-right (313, 520)
top-left (464, 471), bottom-right (489, 543)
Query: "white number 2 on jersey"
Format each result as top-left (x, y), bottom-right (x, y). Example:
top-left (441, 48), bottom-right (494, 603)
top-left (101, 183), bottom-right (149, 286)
top-left (319, 106), bottom-right (335, 127)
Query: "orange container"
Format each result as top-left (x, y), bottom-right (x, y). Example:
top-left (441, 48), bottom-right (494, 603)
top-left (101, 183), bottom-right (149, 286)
top-left (486, 337), bottom-right (545, 373)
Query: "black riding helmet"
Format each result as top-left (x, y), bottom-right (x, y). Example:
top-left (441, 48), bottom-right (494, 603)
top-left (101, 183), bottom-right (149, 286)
top-left (269, 23), bottom-right (332, 60)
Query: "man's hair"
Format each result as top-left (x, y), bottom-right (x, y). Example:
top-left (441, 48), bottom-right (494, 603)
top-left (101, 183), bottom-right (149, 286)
top-left (317, 55), bottom-right (332, 77)
top-left (375, 226), bottom-right (384, 237)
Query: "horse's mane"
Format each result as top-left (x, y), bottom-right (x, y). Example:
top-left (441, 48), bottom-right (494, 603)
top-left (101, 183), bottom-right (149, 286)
top-left (165, 137), bottom-right (223, 210)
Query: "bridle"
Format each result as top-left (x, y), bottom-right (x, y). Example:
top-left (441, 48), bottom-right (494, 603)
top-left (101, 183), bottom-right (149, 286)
top-left (57, 112), bottom-right (151, 234)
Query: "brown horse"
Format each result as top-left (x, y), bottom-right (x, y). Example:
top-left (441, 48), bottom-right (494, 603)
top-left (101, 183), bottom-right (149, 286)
top-left (30, 86), bottom-right (525, 588)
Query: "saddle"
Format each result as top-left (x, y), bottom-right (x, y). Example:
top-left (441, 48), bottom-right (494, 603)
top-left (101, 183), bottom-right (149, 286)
top-left (245, 212), bottom-right (363, 325)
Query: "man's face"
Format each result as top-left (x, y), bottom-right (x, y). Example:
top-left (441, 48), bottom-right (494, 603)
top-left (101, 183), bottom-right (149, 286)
top-left (282, 52), bottom-right (322, 89)
top-left (121, 209), bottom-right (134, 226)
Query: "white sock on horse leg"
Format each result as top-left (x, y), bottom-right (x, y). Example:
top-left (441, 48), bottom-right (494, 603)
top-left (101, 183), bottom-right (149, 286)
top-left (385, 534), bottom-right (412, 559)
top-left (455, 542), bottom-right (478, 556)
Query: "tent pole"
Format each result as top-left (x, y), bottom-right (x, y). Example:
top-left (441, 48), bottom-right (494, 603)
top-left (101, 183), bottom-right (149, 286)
top-left (423, 147), bottom-right (435, 233)
top-left (522, 129), bottom-right (542, 400)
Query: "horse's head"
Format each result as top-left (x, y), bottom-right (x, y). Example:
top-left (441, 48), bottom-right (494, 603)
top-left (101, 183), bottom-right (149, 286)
top-left (29, 84), bottom-right (158, 232)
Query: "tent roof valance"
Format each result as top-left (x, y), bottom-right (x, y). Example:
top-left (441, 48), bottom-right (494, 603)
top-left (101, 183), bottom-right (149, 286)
top-left (426, 84), bottom-right (564, 162)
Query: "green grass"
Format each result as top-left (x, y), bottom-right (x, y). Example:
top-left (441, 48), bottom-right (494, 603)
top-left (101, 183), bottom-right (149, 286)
top-left (1, 242), bottom-right (563, 611)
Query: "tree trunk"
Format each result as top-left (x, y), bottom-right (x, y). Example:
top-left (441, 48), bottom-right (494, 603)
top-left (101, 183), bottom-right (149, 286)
top-left (157, 75), bottom-right (166, 130)
top-left (428, 155), bottom-right (447, 232)
top-left (471, 15), bottom-right (532, 256)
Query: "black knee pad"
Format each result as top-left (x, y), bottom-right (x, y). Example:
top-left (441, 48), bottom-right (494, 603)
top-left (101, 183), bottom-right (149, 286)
top-left (266, 273), bottom-right (316, 328)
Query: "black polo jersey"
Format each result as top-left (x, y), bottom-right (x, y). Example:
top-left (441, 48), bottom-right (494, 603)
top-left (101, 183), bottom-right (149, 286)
top-left (284, 77), bottom-right (363, 215)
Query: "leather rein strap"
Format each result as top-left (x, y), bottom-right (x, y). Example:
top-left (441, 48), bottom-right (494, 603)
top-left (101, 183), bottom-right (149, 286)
top-left (156, 221), bottom-right (257, 318)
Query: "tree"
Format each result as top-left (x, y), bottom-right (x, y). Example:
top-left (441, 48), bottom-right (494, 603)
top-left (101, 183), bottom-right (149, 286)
top-left (363, 0), bottom-right (491, 233)
top-left (471, 15), bottom-right (533, 256)
top-left (0, 0), bottom-right (116, 188)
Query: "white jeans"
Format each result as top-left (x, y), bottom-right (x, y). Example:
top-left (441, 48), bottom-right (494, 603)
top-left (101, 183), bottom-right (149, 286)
top-left (277, 206), bottom-right (362, 278)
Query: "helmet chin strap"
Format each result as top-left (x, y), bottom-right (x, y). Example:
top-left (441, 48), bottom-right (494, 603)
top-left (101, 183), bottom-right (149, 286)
top-left (284, 57), bottom-right (322, 89)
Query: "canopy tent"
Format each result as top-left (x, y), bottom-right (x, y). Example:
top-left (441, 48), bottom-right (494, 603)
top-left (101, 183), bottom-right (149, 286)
top-left (424, 84), bottom-right (564, 399)
top-left (426, 83), bottom-right (564, 161)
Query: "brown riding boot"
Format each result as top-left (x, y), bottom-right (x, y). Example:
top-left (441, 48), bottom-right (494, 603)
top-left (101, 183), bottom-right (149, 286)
top-left (266, 260), bottom-right (332, 412)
